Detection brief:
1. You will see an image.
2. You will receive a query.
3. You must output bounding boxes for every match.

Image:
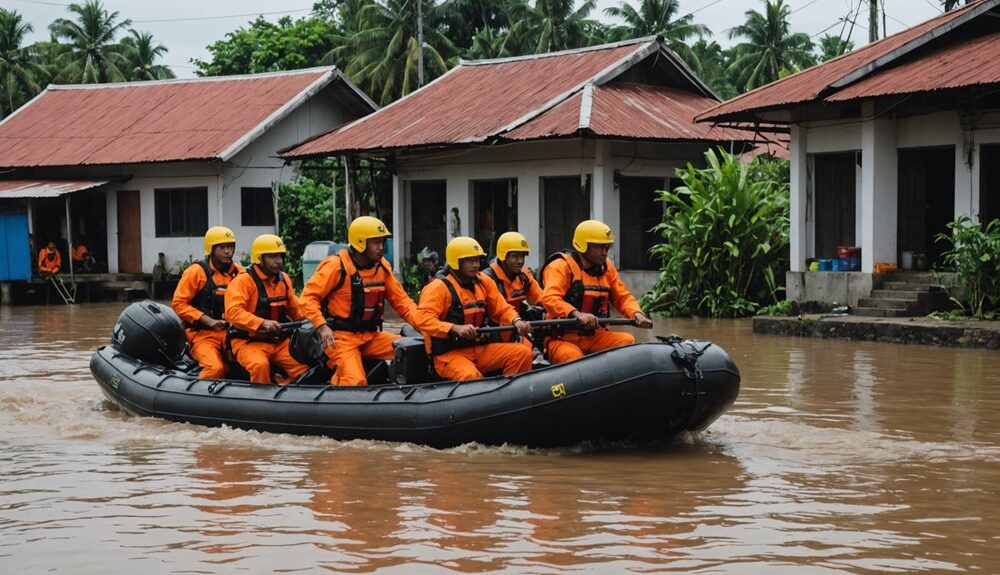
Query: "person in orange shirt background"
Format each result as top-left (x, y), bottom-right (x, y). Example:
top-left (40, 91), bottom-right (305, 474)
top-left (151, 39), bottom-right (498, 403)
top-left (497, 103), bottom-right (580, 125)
top-left (300, 216), bottom-right (421, 386)
top-left (415, 236), bottom-right (533, 382)
top-left (224, 234), bottom-right (308, 384)
top-left (540, 220), bottom-right (653, 364)
top-left (38, 241), bottom-right (61, 274)
top-left (482, 231), bottom-right (543, 349)
top-left (171, 226), bottom-right (244, 379)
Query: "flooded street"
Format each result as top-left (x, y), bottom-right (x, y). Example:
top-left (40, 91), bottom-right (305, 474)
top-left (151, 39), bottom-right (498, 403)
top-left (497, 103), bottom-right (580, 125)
top-left (2, 302), bottom-right (998, 574)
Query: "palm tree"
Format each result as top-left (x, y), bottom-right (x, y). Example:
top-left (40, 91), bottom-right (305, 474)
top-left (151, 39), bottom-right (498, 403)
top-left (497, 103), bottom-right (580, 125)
top-left (0, 8), bottom-right (47, 117)
top-left (520, 0), bottom-right (604, 54)
top-left (691, 39), bottom-right (736, 99)
top-left (726, 0), bottom-right (815, 92)
top-left (603, 0), bottom-right (709, 69)
top-left (333, 0), bottom-right (456, 105)
top-left (121, 30), bottom-right (174, 81)
top-left (817, 34), bottom-right (853, 62)
top-left (48, 0), bottom-right (132, 83)
top-left (941, 0), bottom-right (972, 10)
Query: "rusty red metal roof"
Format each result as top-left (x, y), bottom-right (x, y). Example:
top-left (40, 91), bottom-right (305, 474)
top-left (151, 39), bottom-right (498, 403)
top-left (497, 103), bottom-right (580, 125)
top-left (283, 39), bottom-right (719, 157)
top-left (0, 68), bottom-right (371, 168)
top-left (697, 1), bottom-right (989, 124)
top-left (0, 179), bottom-right (111, 198)
top-left (506, 82), bottom-right (756, 143)
top-left (826, 28), bottom-right (1000, 102)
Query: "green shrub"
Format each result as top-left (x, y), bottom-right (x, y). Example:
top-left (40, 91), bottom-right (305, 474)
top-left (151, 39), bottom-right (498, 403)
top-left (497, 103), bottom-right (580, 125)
top-left (641, 148), bottom-right (790, 317)
top-left (933, 217), bottom-right (1000, 318)
top-left (277, 161), bottom-right (346, 286)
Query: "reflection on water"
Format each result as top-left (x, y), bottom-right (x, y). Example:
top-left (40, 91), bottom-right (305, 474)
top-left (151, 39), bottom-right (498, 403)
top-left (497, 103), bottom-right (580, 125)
top-left (1, 303), bottom-right (999, 573)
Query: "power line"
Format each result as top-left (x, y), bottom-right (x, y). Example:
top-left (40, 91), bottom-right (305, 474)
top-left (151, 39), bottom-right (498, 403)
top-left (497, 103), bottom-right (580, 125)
top-left (791, 0), bottom-right (824, 14)
top-left (133, 8), bottom-right (312, 24)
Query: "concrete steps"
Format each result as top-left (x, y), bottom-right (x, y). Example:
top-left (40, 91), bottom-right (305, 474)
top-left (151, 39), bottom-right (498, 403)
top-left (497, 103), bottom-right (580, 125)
top-left (854, 272), bottom-right (950, 318)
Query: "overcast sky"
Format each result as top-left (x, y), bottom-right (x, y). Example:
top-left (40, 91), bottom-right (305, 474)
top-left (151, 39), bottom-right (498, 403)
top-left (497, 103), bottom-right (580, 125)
top-left (10, 0), bottom-right (946, 79)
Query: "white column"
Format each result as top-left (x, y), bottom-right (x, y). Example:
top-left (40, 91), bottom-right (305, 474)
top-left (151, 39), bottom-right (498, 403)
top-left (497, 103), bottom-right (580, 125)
top-left (446, 173), bottom-right (470, 236)
top-left (591, 139), bottom-right (620, 264)
top-left (518, 172), bottom-right (541, 271)
top-left (860, 103), bottom-right (898, 272)
top-left (790, 125), bottom-right (809, 272)
top-left (392, 174), bottom-right (404, 274)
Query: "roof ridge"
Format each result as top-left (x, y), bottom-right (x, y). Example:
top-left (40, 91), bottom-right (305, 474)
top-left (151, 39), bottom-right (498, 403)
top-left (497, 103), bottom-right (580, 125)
top-left (458, 36), bottom-right (656, 66)
top-left (47, 66), bottom-right (338, 91)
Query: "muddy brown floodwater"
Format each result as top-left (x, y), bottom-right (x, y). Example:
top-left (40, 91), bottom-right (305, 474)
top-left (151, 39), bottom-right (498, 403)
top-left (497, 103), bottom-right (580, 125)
top-left (1, 302), bottom-right (998, 574)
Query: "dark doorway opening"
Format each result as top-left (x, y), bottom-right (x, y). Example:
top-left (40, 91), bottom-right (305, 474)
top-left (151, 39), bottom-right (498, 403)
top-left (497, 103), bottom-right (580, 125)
top-left (813, 152), bottom-right (858, 260)
top-left (472, 179), bottom-right (517, 259)
top-left (618, 176), bottom-right (675, 270)
top-left (409, 180), bottom-right (446, 261)
top-left (980, 144), bottom-right (1000, 226)
top-left (69, 188), bottom-right (108, 272)
top-left (543, 176), bottom-right (590, 257)
top-left (898, 146), bottom-right (955, 267)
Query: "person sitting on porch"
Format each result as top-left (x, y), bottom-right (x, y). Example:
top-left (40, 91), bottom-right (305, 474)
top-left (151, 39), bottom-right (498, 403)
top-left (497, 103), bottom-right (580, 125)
top-left (172, 227), bottom-right (244, 380)
top-left (300, 216), bottom-right (421, 386)
top-left (482, 231), bottom-right (544, 349)
top-left (71, 240), bottom-right (97, 273)
top-left (540, 220), bottom-right (653, 364)
top-left (224, 234), bottom-right (309, 384)
top-left (415, 236), bottom-right (533, 382)
top-left (417, 247), bottom-right (441, 287)
top-left (38, 242), bottom-right (61, 275)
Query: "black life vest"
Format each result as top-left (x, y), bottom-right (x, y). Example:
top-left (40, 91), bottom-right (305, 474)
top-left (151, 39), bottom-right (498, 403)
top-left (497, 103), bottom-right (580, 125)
top-left (541, 250), bottom-right (612, 318)
top-left (429, 270), bottom-right (488, 356)
top-left (483, 259), bottom-right (530, 308)
top-left (188, 258), bottom-right (233, 327)
top-left (248, 264), bottom-right (290, 324)
top-left (322, 249), bottom-right (388, 332)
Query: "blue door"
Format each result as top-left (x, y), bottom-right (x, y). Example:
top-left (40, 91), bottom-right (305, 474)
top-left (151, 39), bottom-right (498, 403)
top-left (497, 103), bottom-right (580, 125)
top-left (0, 213), bottom-right (31, 281)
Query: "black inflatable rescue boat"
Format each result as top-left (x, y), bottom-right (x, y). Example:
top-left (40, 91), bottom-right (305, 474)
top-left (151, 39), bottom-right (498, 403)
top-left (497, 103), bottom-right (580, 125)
top-left (90, 301), bottom-right (740, 448)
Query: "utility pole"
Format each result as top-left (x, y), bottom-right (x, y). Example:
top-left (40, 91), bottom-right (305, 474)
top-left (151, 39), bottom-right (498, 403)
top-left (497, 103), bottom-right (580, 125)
top-left (416, 0), bottom-right (425, 87)
top-left (868, 0), bottom-right (879, 42)
top-left (868, 0), bottom-right (878, 42)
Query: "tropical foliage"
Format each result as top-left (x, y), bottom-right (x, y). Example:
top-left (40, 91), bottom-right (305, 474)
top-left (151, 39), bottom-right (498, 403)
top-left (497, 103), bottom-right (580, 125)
top-left (0, 8), bottom-right (45, 117)
top-left (933, 217), bottom-right (1000, 318)
top-left (277, 159), bottom-right (348, 285)
top-left (641, 148), bottom-right (790, 317)
top-left (726, 0), bottom-right (815, 92)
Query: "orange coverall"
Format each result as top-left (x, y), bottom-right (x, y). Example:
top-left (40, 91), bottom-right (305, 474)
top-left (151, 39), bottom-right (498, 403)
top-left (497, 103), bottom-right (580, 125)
top-left (485, 259), bottom-right (542, 348)
top-left (540, 254), bottom-right (642, 364)
top-left (38, 247), bottom-right (61, 273)
top-left (71, 244), bottom-right (89, 263)
top-left (224, 266), bottom-right (308, 384)
top-left (171, 259), bottom-right (244, 379)
top-left (300, 250), bottom-right (420, 386)
top-left (416, 272), bottom-right (533, 381)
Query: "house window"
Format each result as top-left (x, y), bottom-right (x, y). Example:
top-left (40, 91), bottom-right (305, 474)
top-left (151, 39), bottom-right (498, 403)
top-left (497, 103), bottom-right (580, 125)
top-left (241, 187), bottom-right (275, 227)
top-left (154, 187), bottom-right (208, 237)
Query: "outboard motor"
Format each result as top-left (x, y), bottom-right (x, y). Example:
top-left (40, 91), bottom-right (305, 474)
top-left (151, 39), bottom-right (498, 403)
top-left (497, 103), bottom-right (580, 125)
top-left (112, 300), bottom-right (186, 368)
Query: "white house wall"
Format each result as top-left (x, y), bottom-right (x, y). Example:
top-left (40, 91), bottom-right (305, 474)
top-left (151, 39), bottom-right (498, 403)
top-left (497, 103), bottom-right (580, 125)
top-left (791, 108), bottom-right (995, 272)
top-left (393, 139), bottom-right (699, 272)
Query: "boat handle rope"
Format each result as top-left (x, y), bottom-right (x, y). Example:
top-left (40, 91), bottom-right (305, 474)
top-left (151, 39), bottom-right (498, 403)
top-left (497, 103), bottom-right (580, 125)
top-left (660, 335), bottom-right (713, 428)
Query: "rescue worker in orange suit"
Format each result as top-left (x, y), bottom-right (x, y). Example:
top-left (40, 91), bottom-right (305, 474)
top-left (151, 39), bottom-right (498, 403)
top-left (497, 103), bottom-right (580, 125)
top-left (71, 241), bottom-right (90, 272)
top-left (171, 226), bottom-right (244, 379)
top-left (300, 216), bottom-right (421, 386)
top-left (224, 234), bottom-right (309, 384)
top-left (38, 242), bottom-right (61, 274)
top-left (482, 231), bottom-right (543, 349)
top-left (540, 220), bottom-right (653, 364)
top-left (415, 236), bottom-right (533, 382)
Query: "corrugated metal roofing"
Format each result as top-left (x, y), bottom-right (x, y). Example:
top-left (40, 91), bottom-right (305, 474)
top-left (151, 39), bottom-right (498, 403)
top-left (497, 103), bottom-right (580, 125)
top-left (283, 40), bottom-right (674, 157)
top-left (697, 1), bottom-right (985, 123)
top-left (826, 28), bottom-right (1000, 101)
top-left (506, 82), bottom-right (755, 142)
top-left (0, 179), bottom-right (111, 198)
top-left (0, 68), bottom-right (355, 168)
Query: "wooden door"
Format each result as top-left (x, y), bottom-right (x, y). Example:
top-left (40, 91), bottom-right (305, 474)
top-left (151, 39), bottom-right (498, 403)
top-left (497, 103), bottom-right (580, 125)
top-left (117, 190), bottom-right (142, 273)
top-left (543, 176), bottom-right (590, 256)
top-left (813, 152), bottom-right (857, 259)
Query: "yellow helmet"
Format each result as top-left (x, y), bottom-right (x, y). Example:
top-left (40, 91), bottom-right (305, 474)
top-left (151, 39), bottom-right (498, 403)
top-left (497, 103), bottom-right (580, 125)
top-left (250, 234), bottom-right (287, 264)
top-left (496, 231), bottom-right (530, 261)
top-left (203, 226), bottom-right (236, 256)
top-left (572, 219), bottom-right (615, 252)
top-left (348, 216), bottom-right (392, 252)
top-left (446, 236), bottom-right (485, 269)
